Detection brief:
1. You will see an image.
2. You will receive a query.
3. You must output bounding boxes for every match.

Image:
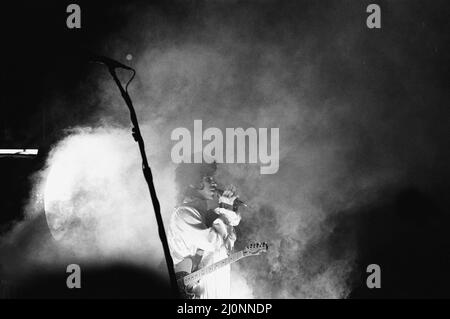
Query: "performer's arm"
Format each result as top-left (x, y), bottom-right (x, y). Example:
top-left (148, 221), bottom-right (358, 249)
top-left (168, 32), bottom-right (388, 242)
top-left (172, 207), bottom-right (225, 253)
top-left (213, 184), bottom-right (242, 251)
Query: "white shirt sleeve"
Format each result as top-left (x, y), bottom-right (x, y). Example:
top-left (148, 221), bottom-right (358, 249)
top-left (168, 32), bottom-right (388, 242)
top-left (167, 206), bottom-right (224, 264)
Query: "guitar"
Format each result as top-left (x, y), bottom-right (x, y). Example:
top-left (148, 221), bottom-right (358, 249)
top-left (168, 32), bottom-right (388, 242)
top-left (175, 242), bottom-right (268, 299)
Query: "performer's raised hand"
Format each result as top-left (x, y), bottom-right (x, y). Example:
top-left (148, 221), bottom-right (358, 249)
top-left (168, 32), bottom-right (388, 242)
top-left (219, 184), bottom-right (238, 205)
top-left (216, 184), bottom-right (241, 226)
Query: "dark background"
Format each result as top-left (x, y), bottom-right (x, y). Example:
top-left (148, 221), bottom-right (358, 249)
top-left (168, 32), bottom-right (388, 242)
top-left (0, 0), bottom-right (449, 298)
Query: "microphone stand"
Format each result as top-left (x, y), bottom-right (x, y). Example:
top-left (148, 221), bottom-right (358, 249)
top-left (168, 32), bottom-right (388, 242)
top-left (105, 65), bottom-right (179, 298)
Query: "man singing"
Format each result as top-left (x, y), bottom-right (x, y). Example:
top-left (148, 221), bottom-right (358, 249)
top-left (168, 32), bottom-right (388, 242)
top-left (167, 161), bottom-right (241, 299)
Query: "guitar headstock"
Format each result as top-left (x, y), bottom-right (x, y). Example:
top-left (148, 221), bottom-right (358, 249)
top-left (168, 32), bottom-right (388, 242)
top-left (243, 242), bottom-right (268, 256)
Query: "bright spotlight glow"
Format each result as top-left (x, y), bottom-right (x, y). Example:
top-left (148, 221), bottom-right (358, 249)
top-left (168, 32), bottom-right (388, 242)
top-left (40, 127), bottom-right (175, 268)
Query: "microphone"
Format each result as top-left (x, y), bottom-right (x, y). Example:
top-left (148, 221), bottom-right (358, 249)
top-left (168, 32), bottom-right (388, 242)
top-left (214, 188), bottom-right (248, 208)
top-left (88, 54), bottom-right (134, 70)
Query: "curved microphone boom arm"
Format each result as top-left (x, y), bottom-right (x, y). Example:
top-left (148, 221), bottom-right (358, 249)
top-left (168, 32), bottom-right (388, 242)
top-left (90, 54), bottom-right (179, 298)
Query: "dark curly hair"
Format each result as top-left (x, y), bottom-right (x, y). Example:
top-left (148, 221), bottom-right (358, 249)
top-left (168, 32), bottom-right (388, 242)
top-left (174, 161), bottom-right (217, 203)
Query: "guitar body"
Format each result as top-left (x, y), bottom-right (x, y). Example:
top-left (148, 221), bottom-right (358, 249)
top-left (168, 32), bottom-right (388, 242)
top-left (174, 242), bottom-right (268, 299)
top-left (175, 257), bottom-right (203, 299)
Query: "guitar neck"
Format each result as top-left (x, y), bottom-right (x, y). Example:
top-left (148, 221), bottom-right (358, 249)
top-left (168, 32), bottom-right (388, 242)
top-left (184, 251), bottom-right (244, 285)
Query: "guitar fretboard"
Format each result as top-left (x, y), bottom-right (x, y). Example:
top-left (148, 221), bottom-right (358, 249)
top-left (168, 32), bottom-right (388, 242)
top-left (184, 251), bottom-right (244, 285)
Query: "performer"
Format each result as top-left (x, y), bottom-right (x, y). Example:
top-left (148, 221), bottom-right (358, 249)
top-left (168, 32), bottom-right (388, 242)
top-left (167, 161), bottom-right (241, 299)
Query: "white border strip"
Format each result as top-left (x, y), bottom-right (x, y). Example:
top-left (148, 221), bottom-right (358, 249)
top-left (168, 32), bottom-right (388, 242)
top-left (0, 149), bottom-right (39, 155)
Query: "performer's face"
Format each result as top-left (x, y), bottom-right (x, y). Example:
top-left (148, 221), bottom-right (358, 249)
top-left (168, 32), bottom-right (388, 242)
top-left (197, 176), bottom-right (217, 200)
